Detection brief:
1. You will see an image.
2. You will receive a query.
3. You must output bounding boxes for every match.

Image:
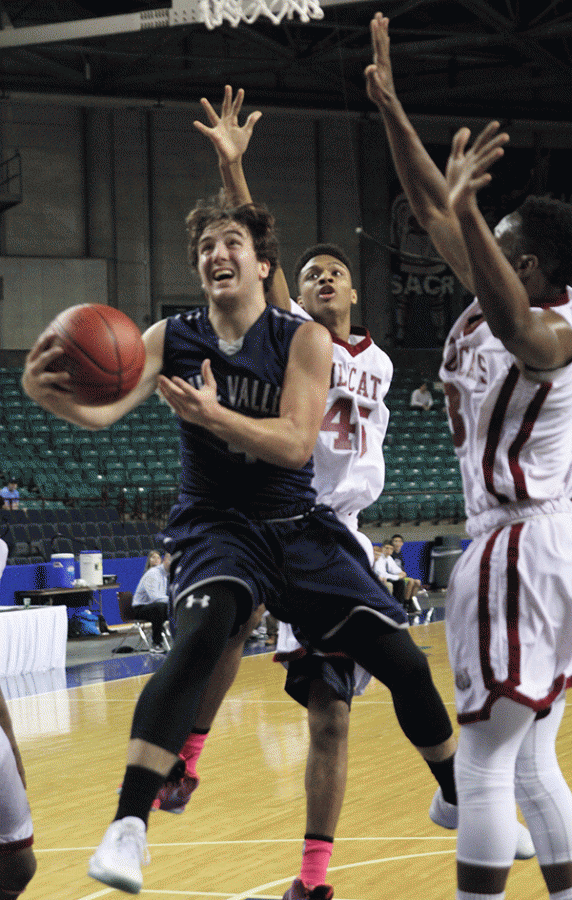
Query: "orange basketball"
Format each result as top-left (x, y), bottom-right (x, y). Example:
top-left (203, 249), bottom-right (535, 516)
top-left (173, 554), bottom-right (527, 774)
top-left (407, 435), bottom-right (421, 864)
top-left (46, 304), bottom-right (145, 405)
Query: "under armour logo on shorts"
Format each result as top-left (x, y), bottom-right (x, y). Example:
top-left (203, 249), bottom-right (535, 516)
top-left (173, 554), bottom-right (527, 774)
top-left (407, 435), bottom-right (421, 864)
top-left (455, 668), bottom-right (472, 691)
top-left (185, 593), bottom-right (210, 609)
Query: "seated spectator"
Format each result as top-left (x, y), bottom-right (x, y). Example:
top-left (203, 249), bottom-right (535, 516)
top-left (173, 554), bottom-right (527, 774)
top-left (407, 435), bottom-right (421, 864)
top-left (0, 479), bottom-right (19, 510)
top-left (372, 544), bottom-right (393, 593)
top-left (132, 551), bottom-right (171, 653)
top-left (373, 540), bottom-right (423, 614)
top-left (410, 382), bottom-right (433, 410)
top-left (391, 532), bottom-right (429, 604)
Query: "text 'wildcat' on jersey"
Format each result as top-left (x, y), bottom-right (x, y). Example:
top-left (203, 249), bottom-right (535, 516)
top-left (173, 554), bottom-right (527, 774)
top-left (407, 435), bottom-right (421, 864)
top-left (162, 305), bottom-right (317, 519)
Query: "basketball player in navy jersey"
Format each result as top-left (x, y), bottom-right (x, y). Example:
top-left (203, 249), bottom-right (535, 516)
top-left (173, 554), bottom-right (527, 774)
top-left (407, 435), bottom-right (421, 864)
top-left (24, 182), bottom-right (458, 895)
top-left (367, 12), bottom-right (572, 900)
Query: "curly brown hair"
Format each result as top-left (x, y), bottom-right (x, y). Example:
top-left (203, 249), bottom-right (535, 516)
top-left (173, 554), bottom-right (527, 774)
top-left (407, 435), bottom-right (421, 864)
top-left (186, 192), bottom-right (279, 294)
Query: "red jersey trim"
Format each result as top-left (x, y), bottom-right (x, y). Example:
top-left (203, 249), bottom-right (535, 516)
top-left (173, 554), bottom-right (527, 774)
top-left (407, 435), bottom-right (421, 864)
top-left (0, 835), bottom-right (34, 852)
top-left (507, 381), bottom-right (551, 500)
top-left (538, 293), bottom-right (569, 309)
top-left (331, 327), bottom-right (372, 358)
top-left (482, 364), bottom-right (519, 502)
top-left (482, 363), bottom-right (552, 503)
top-left (273, 648), bottom-right (306, 664)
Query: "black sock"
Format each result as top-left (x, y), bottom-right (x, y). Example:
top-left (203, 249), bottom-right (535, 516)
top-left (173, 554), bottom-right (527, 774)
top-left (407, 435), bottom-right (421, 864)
top-left (426, 755), bottom-right (457, 806)
top-left (115, 765), bottom-right (166, 826)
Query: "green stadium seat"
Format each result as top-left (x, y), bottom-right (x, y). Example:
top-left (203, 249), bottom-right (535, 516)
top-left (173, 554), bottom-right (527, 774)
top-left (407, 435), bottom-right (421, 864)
top-left (73, 434), bottom-right (93, 448)
top-left (154, 470), bottom-right (176, 485)
top-left (125, 459), bottom-right (145, 471)
top-left (128, 471), bottom-right (153, 486)
top-left (112, 435), bottom-right (131, 447)
top-left (85, 471), bottom-right (105, 486)
top-left (105, 460), bottom-right (125, 473)
top-left (377, 495), bottom-right (399, 524)
top-left (106, 472), bottom-right (125, 486)
top-left (67, 484), bottom-right (101, 500)
top-left (130, 435), bottom-right (151, 448)
top-left (359, 501), bottom-right (380, 524)
top-left (78, 448), bottom-right (99, 461)
top-left (397, 495), bottom-right (420, 523)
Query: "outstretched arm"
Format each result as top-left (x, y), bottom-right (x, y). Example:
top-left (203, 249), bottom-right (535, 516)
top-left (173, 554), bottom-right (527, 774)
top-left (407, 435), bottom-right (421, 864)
top-left (364, 13), bottom-right (506, 293)
top-left (194, 86), bottom-right (290, 309)
top-left (22, 319), bottom-right (166, 430)
top-left (448, 128), bottom-right (572, 370)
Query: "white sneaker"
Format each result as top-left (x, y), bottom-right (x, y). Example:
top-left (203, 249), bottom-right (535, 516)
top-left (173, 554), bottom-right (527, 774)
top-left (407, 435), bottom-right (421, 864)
top-left (429, 787), bottom-right (457, 829)
top-left (88, 816), bottom-right (149, 894)
top-left (429, 788), bottom-right (535, 860)
top-left (514, 822), bottom-right (535, 860)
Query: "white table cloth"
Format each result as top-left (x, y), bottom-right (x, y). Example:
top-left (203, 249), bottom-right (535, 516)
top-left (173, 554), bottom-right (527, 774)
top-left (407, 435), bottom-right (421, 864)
top-left (0, 606), bottom-right (67, 676)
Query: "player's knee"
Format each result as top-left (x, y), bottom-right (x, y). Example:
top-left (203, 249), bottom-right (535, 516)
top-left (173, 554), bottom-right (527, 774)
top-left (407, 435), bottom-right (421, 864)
top-left (308, 695), bottom-right (349, 751)
top-left (0, 847), bottom-right (36, 897)
top-left (387, 640), bottom-right (432, 691)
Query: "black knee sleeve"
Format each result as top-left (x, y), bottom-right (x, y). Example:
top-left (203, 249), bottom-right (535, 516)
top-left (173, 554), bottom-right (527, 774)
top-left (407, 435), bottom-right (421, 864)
top-left (342, 622), bottom-right (453, 748)
top-left (130, 581), bottom-right (246, 754)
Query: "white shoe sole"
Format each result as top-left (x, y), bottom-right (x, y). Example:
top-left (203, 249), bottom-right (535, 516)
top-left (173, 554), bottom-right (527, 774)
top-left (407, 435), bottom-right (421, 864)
top-left (88, 855), bottom-right (142, 894)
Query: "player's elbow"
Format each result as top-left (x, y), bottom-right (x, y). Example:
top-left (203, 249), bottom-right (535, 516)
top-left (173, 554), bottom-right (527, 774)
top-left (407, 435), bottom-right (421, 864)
top-left (280, 433), bottom-right (315, 470)
top-left (281, 445), bottom-right (313, 470)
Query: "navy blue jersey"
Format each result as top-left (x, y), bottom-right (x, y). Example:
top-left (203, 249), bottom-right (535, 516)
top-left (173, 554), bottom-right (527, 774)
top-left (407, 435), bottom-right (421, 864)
top-left (162, 304), bottom-right (317, 519)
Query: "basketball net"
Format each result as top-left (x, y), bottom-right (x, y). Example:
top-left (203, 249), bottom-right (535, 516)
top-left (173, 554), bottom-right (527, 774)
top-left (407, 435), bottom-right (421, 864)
top-left (199, 0), bottom-right (324, 29)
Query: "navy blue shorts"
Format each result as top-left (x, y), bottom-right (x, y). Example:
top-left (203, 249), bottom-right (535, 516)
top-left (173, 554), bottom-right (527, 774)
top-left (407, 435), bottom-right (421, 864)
top-left (164, 503), bottom-right (407, 653)
top-left (284, 653), bottom-right (356, 708)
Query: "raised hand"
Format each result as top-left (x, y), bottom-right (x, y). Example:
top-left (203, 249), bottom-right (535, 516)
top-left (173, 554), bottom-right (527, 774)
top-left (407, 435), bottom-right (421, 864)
top-left (157, 359), bottom-right (220, 429)
top-left (364, 12), bottom-right (396, 109)
top-left (194, 85), bottom-right (262, 166)
top-left (447, 121), bottom-right (509, 215)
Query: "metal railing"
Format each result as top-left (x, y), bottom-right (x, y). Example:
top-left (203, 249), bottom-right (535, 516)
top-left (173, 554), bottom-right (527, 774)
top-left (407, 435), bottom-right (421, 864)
top-left (0, 152), bottom-right (22, 196)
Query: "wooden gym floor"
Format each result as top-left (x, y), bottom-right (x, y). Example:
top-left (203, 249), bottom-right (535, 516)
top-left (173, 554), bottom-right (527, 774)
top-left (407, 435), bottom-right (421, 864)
top-left (5, 617), bottom-right (569, 900)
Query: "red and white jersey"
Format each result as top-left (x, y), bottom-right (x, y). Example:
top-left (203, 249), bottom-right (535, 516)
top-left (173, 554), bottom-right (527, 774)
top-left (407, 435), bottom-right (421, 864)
top-left (0, 726), bottom-right (33, 848)
top-left (277, 303), bottom-right (391, 689)
top-left (439, 289), bottom-right (572, 534)
top-left (290, 301), bottom-right (392, 527)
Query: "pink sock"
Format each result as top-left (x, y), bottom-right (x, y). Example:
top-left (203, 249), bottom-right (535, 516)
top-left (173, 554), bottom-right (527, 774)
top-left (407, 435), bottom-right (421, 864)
top-left (300, 838), bottom-right (333, 888)
top-left (179, 731), bottom-right (208, 777)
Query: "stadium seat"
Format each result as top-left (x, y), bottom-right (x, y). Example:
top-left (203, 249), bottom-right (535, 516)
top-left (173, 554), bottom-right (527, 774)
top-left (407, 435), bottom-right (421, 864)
top-left (99, 536), bottom-right (115, 559)
top-left (377, 495), bottom-right (400, 524)
top-left (359, 502), bottom-right (380, 524)
top-left (397, 495), bottom-right (420, 523)
top-left (418, 494), bottom-right (440, 523)
top-left (125, 536), bottom-right (143, 556)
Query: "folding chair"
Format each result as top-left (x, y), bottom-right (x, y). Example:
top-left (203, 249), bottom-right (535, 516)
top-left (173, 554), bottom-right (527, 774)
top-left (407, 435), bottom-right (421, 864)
top-left (113, 591), bottom-right (152, 652)
top-left (113, 591), bottom-right (171, 652)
